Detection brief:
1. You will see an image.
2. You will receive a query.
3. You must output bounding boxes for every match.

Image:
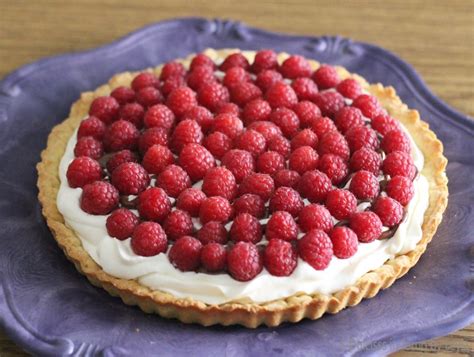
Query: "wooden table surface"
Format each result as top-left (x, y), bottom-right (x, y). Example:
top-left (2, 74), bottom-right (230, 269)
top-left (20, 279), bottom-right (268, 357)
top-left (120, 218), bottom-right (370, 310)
top-left (0, 0), bottom-right (472, 355)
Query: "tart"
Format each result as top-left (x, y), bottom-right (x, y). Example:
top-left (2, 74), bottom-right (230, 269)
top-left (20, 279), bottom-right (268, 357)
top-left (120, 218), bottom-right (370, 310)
top-left (37, 49), bottom-right (448, 327)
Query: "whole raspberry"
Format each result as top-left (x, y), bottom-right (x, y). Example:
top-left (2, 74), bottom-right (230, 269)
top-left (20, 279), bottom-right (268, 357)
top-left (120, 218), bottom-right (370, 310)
top-left (313, 91), bottom-right (345, 118)
top-left (163, 209), bottom-right (194, 241)
top-left (160, 61), bottom-right (186, 81)
top-left (201, 243), bottom-right (227, 272)
top-left (74, 136), bottom-right (103, 160)
top-left (336, 78), bottom-right (362, 99)
top-left (329, 227), bottom-right (358, 259)
top-left (298, 204), bottom-right (333, 232)
top-left (325, 189), bottom-right (357, 220)
top-left (166, 86), bottom-right (198, 117)
top-left (203, 131), bottom-right (232, 159)
top-left (373, 196), bottom-right (404, 227)
top-left (334, 107), bottom-right (364, 134)
top-left (264, 239), bottom-right (298, 276)
top-left (371, 114), bottom-right (400, 136)
top-left (67, 157), bottom-right (102, 188)
top-left (106, 149), bottom-right (138, 174)
top-left (156, 164), bottom-right (191, 198)
top-left (202, 167), bottom-right (237, 201)
top-left (187, 65), bottom-right (216, 90)
top-left (181, 106), bottom-right (214, 133)
top-left (350, 147), bottom-right (382, 175)
top-left (291, 77), bottom-right (319, 101)
top-left (266, 211), bottom-right (298, 241)
top-left (137, 187), bottom-right (171, 222)
top-left (279, 55), bottom-right (312, 78)
top-left (138, 127), bottom-right (169, 154)
top-left (269, 186), bottom-right (303, 217)
top-left (103, 120), bottom-right (139, 152)
top-left (318, 131), bottom-right (350, 161)
top-left (179, 143), bottom-right (215, 181)
top-left (256, 151), bottom-right (285, 176)
top-left (170, 119), bottom-right (204, 153)
top-left (318, 153), bottom-right (349, 185)
top-left (197, 221), bottom-right (228, 244)
top-left (232, 193), bottom-right (265, 218)
top-left (221, 149), bottom-right (255, 183)
top-left (161, 76), bottom-right (186, 97)
top-left (131, 222), bottom-right (167, 257)
top-left (197, 81), bottom-right (230, 112)
top-left (136, 87), bottom-right (163, 108)
top-left (256, 70), bottom-right (284, 94)
top-left (212, 113), bottom-right (244, 140)
top-left (293, 101), bottom-right (322, 128)
top-left (350, 211), bottom-right (383, 243)
top-left (215, 102), bottom-right (240, 116)
top-left (265, 82), bottom-right (298, 109)
top-left (248, 121), bottom-right (283, 142)
top-left (267, 135), bottom-right (291, 158)
top-left (345, 125), bottom-right (379, 152)
top-left (274, 169), bottom-right (300, 189)
top-left (230, 213), bottom-right (263, 244)
top-left (223, 66), bottom-right (251, 88)
top-left (190, 53), bottom-right (216, 70)
top-left (219, 53), bottom-right (250, 71)
top-left (312, 65), bottom-right (340, 89)
top-left (291, 129), bottom-right (318, 150)
top-left (242, 99), bottom-right (272, 125)
top-left (131, 72), bottom-right (159, 91)
top-left (142, 144), bottom-right (174, 175)
top-left (349, 170), bottom-right (380, 200)
top-left (106, 208), bottom-right (139, 240)
top-left (251, 49), bottom-right (278, 73)
top-left (298, 170), bottom-right (332, 203)
top-left (352, 94), bottom-right (383, 119)
top-left (297, 229), bottom-right (333, 270)
top-left (382, 151), bottom-right (416, 179)
top-left (381, 129), bottom-right (411, 154)
top-left (234, 129), bottom-right (267, 158)
top-left (199, 196), bottom-right (233, 224)
top-left (229, 82), bottom-right (262, 107)
top-left (386, 175), bottom-right (414, 206)
top-left (227, 242), bottom-right (263, 281)
top-left (110, 86), bottom-right (135, 104)
top-left (78, 116), bottom-right (106, 140)
top-left (289, 146), bottom-right (319, 174)
top-left (89, 96), bottom-right (120, 125)
top-left (144, 104), bottom-right (175, 131)
top-left (239, 173), bottom-right (275, 202)
top-left (176, 188), bottom-right (207, 217)
top-left (169, 236), bottom-right (203, 271)
top-left (111, 162), bottom-right (150, 195)
top-left (270, 107), bottom-right (300, 138)
top-left (119, 102), bottom-right (145, 129)
top-left (80, 181), bottom-right (119, 215)
top-left (310, 116), bottom-right (338, 138)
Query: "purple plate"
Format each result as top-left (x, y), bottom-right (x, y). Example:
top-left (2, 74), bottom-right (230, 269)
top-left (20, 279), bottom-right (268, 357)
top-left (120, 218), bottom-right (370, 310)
top-left (0, 18), bottom-right (473, 356)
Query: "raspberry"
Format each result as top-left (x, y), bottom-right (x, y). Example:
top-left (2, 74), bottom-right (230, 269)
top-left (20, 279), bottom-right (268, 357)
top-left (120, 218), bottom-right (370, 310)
top-left (179, 143), bottom-right (215, 181)
top-left (142, 144), bottom-right (174, 175)
top-left (371, 114), bottom-right (400, 136)
top-left (160, 61), bottom-right (186, 81)
top-left (227, 242), bottom-right (263, 281)
top-left (166, 86), bottom-right (198, 117)
top-left (110, 86), bottom-right (135, 104)
top-left (382, 151), bottom-right (416, 179)
top-left (197, 221), bottom-right (228, 244)
top-left (111, 162), bottom-right (150, 195)
top-left (298, 170), bottom-right (332, 203)
top-left (248, 121), bottom-right (283, 142)
top-left (293, 101), bottom-right (322, 128)
top-left (280, 55), bottom-right (312, 79)
top-left (251, 49), bottom-right (278, 73)
top-left (313, 91), bottom-right (345, 118)
top-left (298, 229), bottom-right (333, 270)
top-left (298, 204), bottom-right (334, 232)
top-left (106, 149), bottom-right (138, 174)
top-left (266, 211), bottom-right (298, 241)
top-left (386, 175), bottom-right (414, 206)
top-left (336, 78), bottom-right (362, 99)
top-left (291, 77), bottom-right (319, 101)
top-left (239, 173), bottom-right (275, 202)
top-left (267, 135), bottom-right (291, 158)
top-left (352, 94), bottom-right (383, 119)
top-left (269, 186), bottom-right (303, 217)
top-left (215, 102), bottom-right (240, 116)
top-left (131, 222), bottom-right (167, 257)
top-left (212, 113), bottom-right (243, 140)
top-left (264, 239), bottom-right (298, 276)
top-left (274, 169), bottom-right (300, 189)
top-left (230, 213), bottom-right (262, 244)
top-left (106, 208), bottom-right (139, 240)
top-left (318, 154), bottom-right (349, 185)
top-left (190, 53), bottom-right (216, 70)
top-left (325, 189), bottom-right (357, 220)
top-left (169, 236), bottom-right (202, 271)
top-left (119, 102), bottom-right (145, 129)
top-left (131, 72), bottom-right (159, 91)
top-left (143, 104), bottom-right (175, 131)
top-left (170, 119), bottom-right (204, 153)
top-left (201, 243), bottom-right (227, 272)
top-left (242, 99), bottom-right (272, 125)
top-left (163, 209), bottom-right (194, 241)
top-left (232, 193), bottom-right (265, 218)
top-left (156, 164), bottom-right (191, 198)
top-left (78, 116), bottom-right (106, 140)
top-left (103, 120), bottom-right (139, 152)
top-left (291, 129), bottom-right (318, 150)
top-left (255, 70), bottom-right (283, 93)
top-left (136, 87), bottom-right (163, 108)
top-left (138, 127), bottom-right (169, 154)
top-left (67, 157), bottom-right (102, 188)
top-left (270, 107), bottom-right (300, 138)
top-left (89, 96), bottom-right (120, 125)
top-left (350, 211), bottom-right (383, 243)
top-left (181, 106), bottom-right (214, 133)
top-left (176, 188), bottom-right (206, 217)
top-left (350, 148), bottom-right (382, 175)
top-left (80, 181), bottom-right (119, 215)
top-left (223, 66), bottom-right (251, 88)
top-left (349, 170), bottom-right (380, 200)
top-left (197, 81), bottom-right (230, 112)
top-left (256, 151), bottom-right (285, 176)
top-left (199, 196), bottom-right (233, 224)
top-left (202, 167), bottom-right (237, 201)
top-left (203, 131), bottom-right (232, 159)
top-left (312, 65), bottom-right (340, 89)
top-left (329, 227), bottom-right (358, 259)
top-left (161, 76), bottom-right (186, 97)
top-left (310, 116), bottom-right (337, 138)
top-left (230, 82), bottom-right (262, 107)
top-left (334, 107), bottom-right (364, 134)
top-left (187, 65), bottom-right (216, 90)
top-left (265, 82), bottom-right (298, 109)
top-left (137, 187), bottom-right (171, 222)
top-left (234, 130), bottom-right (267, 158)
top-left (372, 196), bottom-right (404, 227)
top-left (345, 125), bottom-right (379, 152)
top-left (381, 129), bottom-right (411, 154)
top-left (318, 131), bottom-right (350, 161)
top-left (289, 146), bottom-right (319, 174)
top-left (221, 149), bottom-right (255, 183)
top-left (220, 53), bottom-right (250, 71)
top-left (74, 136), bottom-right (103, 160)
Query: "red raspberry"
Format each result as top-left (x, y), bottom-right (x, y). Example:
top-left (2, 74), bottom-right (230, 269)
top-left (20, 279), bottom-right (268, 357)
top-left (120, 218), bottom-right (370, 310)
top-left (156, 164), bottom-right (191, 198)
top-left (291, 129), bottom-right (318, 150)
top-left (106, 208), bottom-right (139, 240)
top-left (230, 213), bottom-right (263, 243)
top-left (203, 131), bottom-right (232, 159)
top-left (386, 175), bottom-right (414, 206)
top-left (318, 131), bottom-right (350, 161)
top-left (239, 173), bottom-right (275, 202)
top-left (80, 181), bottom-right (119, 215)
top-left (269, 186), bottom-right (303, 217)
top-left (219, 53), bottom-right (250, 71)
top-left (382, 151), bottom-right (416, 179)
top-left (142, 144), bottom-right (174, 175)
top-left (110, 86), bottom-right (135, 104)
top-left (201, 243), bottom-right (227, 272)
top-left (170, 119), bottom-right (204, 153)
top-left (223, 66), bottom-right (251, 88)
top-left (264, 239), bottom-right (298, 276)
top-left (334, 107), bottom-right (364, 134)
top-left (78, 116), bottom-right (106, 140)
top-left (143, 104), bottom-right (175, 131)
top-left (256, 69), bottom-right (283, 93)
top-left (74, 136), bottom-right (103, 160)
top-left (169, 236), bottom-right (202, 271)
top-left (106, 149), bottom-right (138, 174)
top-left (161, 76), bottom-right (186, 97)
top-left (318, 153), bottom-right (349, 185)
top-left (136, 87), bottom-right (163, 108)
top-left (221, 149), bottom-right (255, 183)
top-left (310, 116), bottom-right (337, 138)
top-left (181, 106), bottom-right (214, 133)
top-left (199, 196), bottom-right (233, 224)
top-left (270, 107), bottom-right (300, 138)
top-left (160, 61), bottom-right (186, 81)
top-left (266, 211), bottom-right (298, 241)
top-left (280, 55), bottom-right (312, 79)
top-left (212, 113), bottom-right (243, 140)
top-left (227, 242), bottom-right (263, 281)
top-left (313, 91), bottom-right (345, 118)
top-left (197, 81), bottom-right (230, 112)
top-left (345, 125), bottom-right (379, 152)
top-left (349, 170), bottom-right (380, 200)
top-left (312, 65), bottom-right (340, 89)
top-left (232, 193), bottom-right (265, 218)
top-left (350, 148), bottom-right (382, 175)
top-left (297, 229), bottom-right (333, 270)
top-left (274, 169), bottom-right (300, 189)
top-left (163, 209), bottom-right (194, 241)
top-left (234, 130), bottom-right (266, 158)
top-left (352, 94), bottom-right (383, 119)
top-left (179, 143), bottom-right (215, 181)
top-left (293, 101), bottom-right (322, 128)
top-left (67, 157), bottom-right (102, 188)
top-left (248, 121), bottom-right (283, 142)
top-left (325, 189), bottom-right (357, 220)
top-left (187, 65), bottom-right (216, 90)
top-left (242, 99), bottom-right (272, 125)
top-left (381, 129), bottom-right (411, 154)
top-left (176, 188), bottom-right (206, 217)
top-left (229, 82), bottom-right (262, 107)
top-left (373, 196), bottom-right (404, 227)
top-left (131, 222), bottom-right (167, 257)
top-left (215, 102), bottom-right (240, 116)
top-left (190, 53), bottom-right (216, 70)
top-left (298, 170), bottom-right (332, 203)
top-left (138, 127), bottom-right (169, 154)
top-left (131, 72), bottom-right (159, 91)
top-left (289, 146), bottom-right (319, 174)
top-left (202, 167), bottom-right (237, 201)
top-left (265, 82), bottom-right (298, 109)
top-left (103, 120), bottom-right (139, 152)
top-left (336, 78), bottom-right (362, 99)
top-left (197, 221), bottom-right (228, 244)
top-left (256, 151), bottom-right (285, 176)
top-left (119, 102), bottom-right (145, 129)
top-left (137, 187), bottom-right (171, 222)
top-left (371, 114), bottom-right (400, 136)
top-left (267, 135), bottom-right (291, 158)
top-left (89, 96), bottom-right (120, 125)
top-left (298, 204), bottom-right (333, 232)
top-left (166, 86), bottom-right (198, 117)
top-left (111, 162), bottom-right (150, 195)
top-left (251, 49), bottom-right (278, 73)
top-left (291, 77), bottom-right (319, 101)
top-left (350, 211), bottom-right (383, 243)
top-left (329, 227), bottom-right (358, 259)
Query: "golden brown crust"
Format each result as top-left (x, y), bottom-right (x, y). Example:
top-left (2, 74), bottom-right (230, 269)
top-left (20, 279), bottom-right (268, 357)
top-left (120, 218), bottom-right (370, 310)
top-left (37, 49), bottom-right (448, 328)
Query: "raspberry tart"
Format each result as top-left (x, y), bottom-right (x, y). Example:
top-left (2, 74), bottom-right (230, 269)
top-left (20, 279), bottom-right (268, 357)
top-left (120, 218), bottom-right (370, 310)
top-left (37, 49), bottom-right (448, 327)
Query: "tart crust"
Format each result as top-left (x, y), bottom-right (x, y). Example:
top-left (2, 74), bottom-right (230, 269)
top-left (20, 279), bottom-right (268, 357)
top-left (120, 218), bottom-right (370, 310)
top-left (37, 49), bottom-right (448, 328)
